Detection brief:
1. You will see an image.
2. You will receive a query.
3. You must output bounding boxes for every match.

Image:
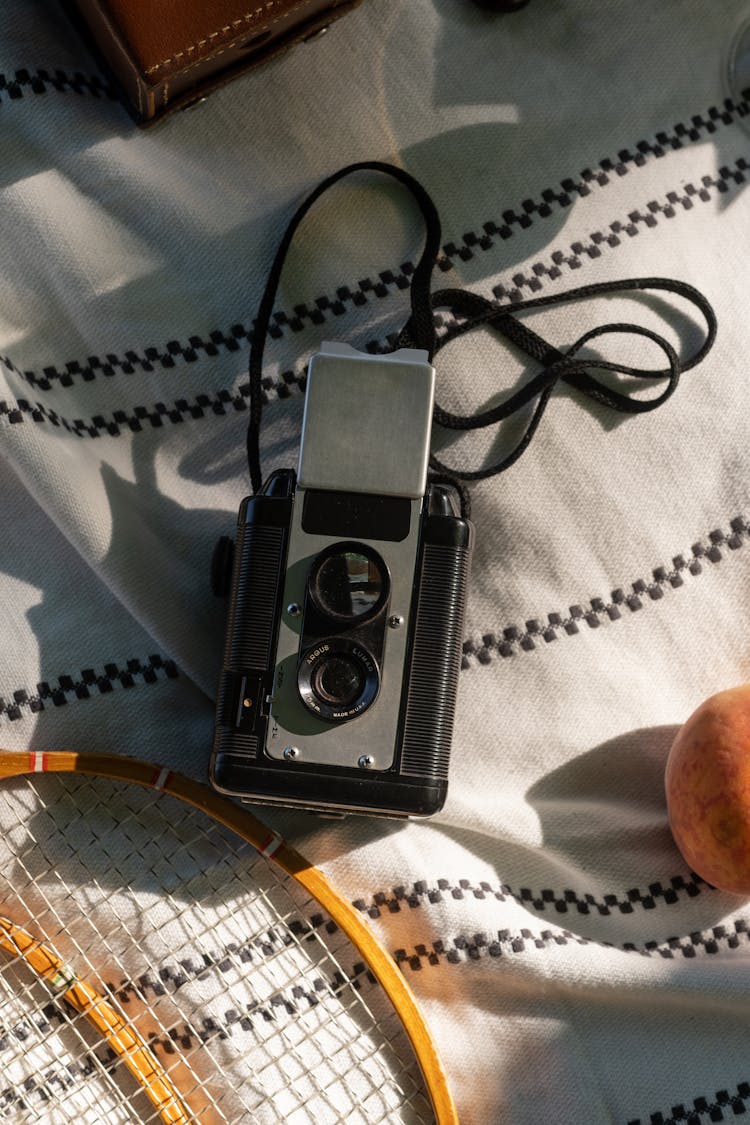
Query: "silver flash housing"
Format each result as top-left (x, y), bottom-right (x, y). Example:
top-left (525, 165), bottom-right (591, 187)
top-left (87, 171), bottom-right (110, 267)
top-left (297, 341), bottom-right (435, 498)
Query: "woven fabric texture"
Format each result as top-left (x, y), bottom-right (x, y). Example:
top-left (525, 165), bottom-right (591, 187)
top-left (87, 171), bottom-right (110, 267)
top-left (2, 2), bottom-right (749, 1121)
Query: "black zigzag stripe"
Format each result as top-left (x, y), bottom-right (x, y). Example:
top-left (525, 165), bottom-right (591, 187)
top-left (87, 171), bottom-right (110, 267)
top-left (0, 359), bottom-right (313, 434)
top-left (1, 156), bottom-right (746, 438)
top-left (0, 91), bottom-right (746, 398)
top-left (391, 916), bottom-right (750, 972)
top-left (0, 283), bottom-right (402, 393)
top-left (0, 937), bottom-right (376, 1113)
top-left (111, 915), bottom-right (346, 1004)
top-left (628, 1081), bottom-right (750, 1125)
top-left (0, 541), bottom-right (741, 701)
top-left (0, 654), bottom-right (178, 723)
top-left (354, 871), bottom-right (710, 922)
top-left (0, 67), bottom-right (118, 103)
top-left (486, 158), bottom-right (749, 303)
top-left (0, 322), bottom-right (263, 393)
top-left (1, 69), bottom-right (746, 312)
top-left (444, 95), bottom-right (750, 265)
top-left (462, 517), bottom-right (750, 667)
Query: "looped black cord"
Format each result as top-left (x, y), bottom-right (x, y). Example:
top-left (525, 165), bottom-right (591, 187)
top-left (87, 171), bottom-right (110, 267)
top-left (246, 162), bottom-right (717, 511)
top-left (428, 315), bottom-right (681, 482)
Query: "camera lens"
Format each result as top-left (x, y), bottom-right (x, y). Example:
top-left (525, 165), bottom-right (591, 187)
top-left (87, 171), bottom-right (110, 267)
top-left (311, 655), bottom-right (365, 708)
top-left (298, 638), bottom-right (380, 722)
top-left (310, 545), bottom-right (387, 623)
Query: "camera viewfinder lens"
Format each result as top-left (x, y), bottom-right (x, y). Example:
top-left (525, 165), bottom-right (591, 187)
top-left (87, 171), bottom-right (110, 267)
top-left (311, 547), bottom-right (387, 622)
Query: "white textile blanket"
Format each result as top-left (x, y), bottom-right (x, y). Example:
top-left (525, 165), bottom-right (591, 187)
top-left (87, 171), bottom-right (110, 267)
top-left (2, 1), bottom-right (750, 1121)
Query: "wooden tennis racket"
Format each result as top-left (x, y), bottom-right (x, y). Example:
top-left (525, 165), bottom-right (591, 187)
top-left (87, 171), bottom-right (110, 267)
top-left (0, 750), bottom-right (457, 1124)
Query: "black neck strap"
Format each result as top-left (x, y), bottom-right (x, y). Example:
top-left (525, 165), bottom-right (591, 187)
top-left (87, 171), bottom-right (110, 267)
top-left (246, 162), bottom-right (717, 514)
top-left (246, 162), bottom-right (442, 494)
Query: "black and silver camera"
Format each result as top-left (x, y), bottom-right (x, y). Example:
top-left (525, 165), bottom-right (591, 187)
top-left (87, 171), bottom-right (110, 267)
top-left (210, 342), bottom-right (473, 817)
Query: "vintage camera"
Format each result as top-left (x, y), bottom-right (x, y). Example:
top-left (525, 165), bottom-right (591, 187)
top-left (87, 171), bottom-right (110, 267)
top-left (210, 342), bottom-right (473, 817)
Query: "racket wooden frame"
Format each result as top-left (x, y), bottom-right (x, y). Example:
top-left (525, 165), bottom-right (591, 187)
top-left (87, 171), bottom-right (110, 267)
top-left (0, 915), bottom-right (192, 1124)
top-left (0, 750), bottom-right (458, 1125)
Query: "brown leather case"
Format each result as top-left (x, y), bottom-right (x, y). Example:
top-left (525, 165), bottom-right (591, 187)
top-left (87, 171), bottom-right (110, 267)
top-left (62, 0), bottom-right (364, 125)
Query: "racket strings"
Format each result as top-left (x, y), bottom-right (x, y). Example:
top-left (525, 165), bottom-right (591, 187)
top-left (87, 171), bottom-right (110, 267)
top-left (4, 784), bottom-right (224, 1121)
top-left (0, 955), bottom-right (165, 1124)
top-left (0, 793), bottom-right (217, 1124)
top-left (0, 773), bottom-right (433, 1124)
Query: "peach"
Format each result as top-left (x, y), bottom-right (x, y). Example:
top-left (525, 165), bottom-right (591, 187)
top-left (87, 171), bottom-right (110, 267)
top-left (665, 684), bottom-right (750, 896)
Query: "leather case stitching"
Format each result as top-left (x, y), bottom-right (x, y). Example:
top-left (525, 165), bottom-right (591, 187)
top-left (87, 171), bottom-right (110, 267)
top-left (144, 0), bottom-right (285, 73)
top-left (149, 0), bottom-right (337, 91)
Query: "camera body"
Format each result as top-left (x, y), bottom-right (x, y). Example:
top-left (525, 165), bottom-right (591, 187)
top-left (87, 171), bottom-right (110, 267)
top-left (210, 342), bottom-right (472, 817)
